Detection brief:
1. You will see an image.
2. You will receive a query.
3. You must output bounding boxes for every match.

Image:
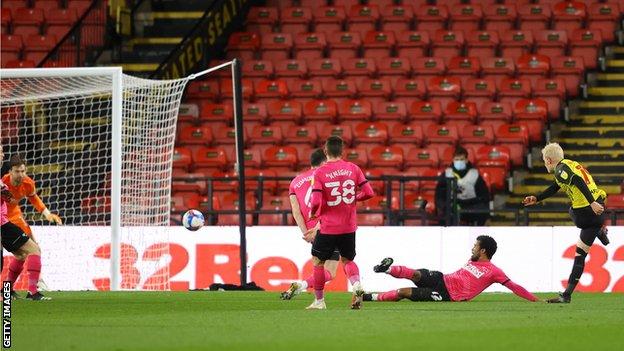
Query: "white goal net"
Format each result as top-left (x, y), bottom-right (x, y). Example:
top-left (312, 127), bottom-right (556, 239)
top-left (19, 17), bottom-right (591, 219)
top-left (1, 68), bottom-right (189, 291)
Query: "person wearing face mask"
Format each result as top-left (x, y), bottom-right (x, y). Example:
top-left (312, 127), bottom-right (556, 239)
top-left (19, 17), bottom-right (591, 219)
top-left (435, 146), bottom-right (490, 226)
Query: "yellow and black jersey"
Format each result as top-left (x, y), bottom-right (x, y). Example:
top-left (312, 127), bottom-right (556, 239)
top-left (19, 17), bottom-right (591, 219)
top-left (553, 159), bottom-right (606, 208)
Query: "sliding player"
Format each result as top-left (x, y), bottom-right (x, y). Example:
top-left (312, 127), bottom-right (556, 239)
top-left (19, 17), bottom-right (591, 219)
top-left (364, 235), bottom-right (539, 303)
top-left (2, 154), bottom-right (62, 296)
top-left (307, 136), bottom-right (375, 310)
top-left (0, 152), bottom-right (50, 300)
top-left (523, 142), bottom-right (608, 303)
top-left (281, 149), bottom-right (341, 300)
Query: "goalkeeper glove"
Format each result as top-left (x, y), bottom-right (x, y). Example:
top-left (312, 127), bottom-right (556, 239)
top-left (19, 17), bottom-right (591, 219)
top-left (43, 209), bottom-right (63, 225)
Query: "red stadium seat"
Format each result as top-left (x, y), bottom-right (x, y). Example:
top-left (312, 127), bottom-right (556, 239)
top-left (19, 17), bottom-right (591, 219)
top-left (476, 145), bottom-right (511, 171)
top-left (327, 31), bottom-right (362, 60)
top-left (411, 57), bottom-right (446, 83)
top-left (293, 32), bottom-right (326, 61)
top-left (171, 169), bottom-right (212, 194)
top-left (1, 8), bottom-right (11, 35)
top-left (357, 78), bottom-right (392, 105)
top-left (380, 5), bottom-right (414, 32)
top-left (33, 0), bottom-right (59, 11)
top-left (513, 99), bottom-right (549, 143)
top-left (178, 125), bottom-right (213, 146)
top-left (496, 123), bottom-right (529, 167)
top-left (459, 125), bottom-right (494, 147)
top-left (403, 193), bottom-right (436, 216)
top-left (479, 167), bottom-right (507, 192)
top-left (570, 29), bottom-right (602, 70)
top-left (284, 125), bottom-right (318, 146)
top-left (303, 99), bottom-right (338, 123)
top-left (263, 146), bottom-right (298, 170)
top-left (414, 168), bottom-right (442, 194)
top-left (389, 124), bottom-right (424, 148)
top-left (260, 33), bottom-right (293, 61)
top-left (249, 125), bottom-right (284, 145)
top-left (534, 78), bottom-right (566, 120)
top-left (432, 30), bottom-right (465, 64)
top-left (588, 2), bottom-right (620, 43)
top-left (313, 6), bottom-right (346, 34)
top-left (535, 30), bottom-right (568, 58)
top-left (178, 103), bottom-right (198, 123)
top-left (353, 122), bottom-right (389, 145)
top-left (288, 79), bottom-right (322, 102)
top-left (463, 78), bottom-right (496, 107)
top-left (377, 57), bottom-right (411, 81)
top-left (415, 5), bottom-right (449, 32)
top-left (405, 147), bottom-right (439, 169)
top-left (246, 7), bottom-right (278, 34)
top-left (4, 59), bottom-right (35, 68)
top-left (363, 169), bottom-right (384, 193)
top-left (374, 101), bottom-right (407, 122)
top-left (281, 7), bottom-right (313, 34)
top-left (245, 169), bottom-right (278, 193)
top-left (226, 32), bottom-right (260, 61)
top-left (172, 147), bottom-right (193, 171)
top-left (1, 34), bottom-right (23, 67)
top-left (444, 101), bottom-right (478, 129)
top-left (322, 78), bottom-right (358, 99)
top-left (483, 4), bottom-right (517, 32)
top-left (449, 4), bottom-right (483, 32)
top-left (342, 57), bottom-right (377, 79)
top-left (360, 195), bottom-right (400, 211)
top-left (552, 1), bottom-right (586, 33)
top-left (500, 30), bottom-right (534, 58)
top-left (171, 192), bottom-right (201, 214)
top-left (12, 8), bottom-right (44, 37)
top-left (393, 78), bottom-right (427, 106)
top-left (254, 79), bottom-right (289, 101)
top-left (518, 3), bottom-right (552, 31)
top-left (368, 145), bottom-right (404, 170)
top-left (187, 80), bottom-right (219, 101)
top-left (427, 76), bottom-right (462, 110)
top-left (200, 102), bottom-right (233, 124)
top-left (516, 54), bottom-right (551, 87)
top-left (67, 0), bottom-right (92, 15)
top-left (23, 34), bottom-right (57, 64)
top-left (347, 4), bottom-right (380, 36)
top-left (357, 213), bottom-right (384, 226)
top-left (308, 58), bottom-right (342, 78)
top-left (266, 100), bottom-right (303, 123)
top-left (466, 30), bottom-right (500, 58)
top-left (481, 57), bottom-right (516, 87)
top-left (499, 78), bottom-right (532, 108)
top-left (243, 102), bottom-right (267, 123)
top-left (295, 145), bottom-right (314, 170)
top-left (46, 8), bottom-right (78, 39)
top-left (362, 30), bottom-right (396, 59)
top-left (447, 57), bottom-right (481, 86)
top-left (242, 60), bottom-right (274, 79)
top-left (425, 124), bottom-right (459, 146)
top-left (409, 101), bottom-right (442, 124)
top-left (219, 78), bottom-right (253, 101)
top-left (1, 0), bottom-right (26, 12)
top-left (81, 196), bottom-right (111, 214)
top-left (192, 147), bottom-right (228, 171)
top-left (337, 99), bottom-right (373, 122)
top-left (396, 30), bottom-right (430, 58)
top-left (213, 127), bottom-right (238, 146)
top-left (258, 196), bottom-right (293, 226)
top-left (318, 124), bottom-right (353, 146)
top-left (217, 193), bottom-right (254, 226)
top-left (344, 147), bottom-right (369, 168)
top-left (240, 149), bottom-right (263, 169)
top-left (607, 194), bottom-right (624, 209)
top-left (551, 56), bottom-right (585, 97)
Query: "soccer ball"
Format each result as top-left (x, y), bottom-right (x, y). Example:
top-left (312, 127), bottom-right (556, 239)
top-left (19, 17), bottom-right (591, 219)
top-left (182, 209), bottom-right (204, 231)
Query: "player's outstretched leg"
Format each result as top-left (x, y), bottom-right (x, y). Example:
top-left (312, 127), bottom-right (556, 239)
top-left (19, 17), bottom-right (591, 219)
top-left (363, 289), bottom-right (402, 302)
top-left (597, 225), bottom-right (609, 246)
top-left (373, 257), bottom-right (393, 273)
top-left (549, 235), bottom-right (594, 304)
top-left (374, 258), bottom-right (420, 283)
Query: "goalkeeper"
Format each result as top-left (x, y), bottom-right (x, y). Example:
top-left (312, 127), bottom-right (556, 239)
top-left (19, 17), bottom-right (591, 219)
top-left (523, 142), bottom-right (608, 304)
top-left (2, 154), bottom-right (62, 296)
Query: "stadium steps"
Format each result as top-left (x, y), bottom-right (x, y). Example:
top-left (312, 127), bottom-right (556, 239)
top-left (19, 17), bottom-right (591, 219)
top-left (495, 42), bottom-right (624, 226)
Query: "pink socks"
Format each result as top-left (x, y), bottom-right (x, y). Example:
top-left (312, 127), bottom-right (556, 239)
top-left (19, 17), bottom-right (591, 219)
top-left (389, 266), bottom-right (415, 280)
top-left (7, 258), bottom-right (25, 284)
top-left (26, 255), bottom-right (41, 295)
top-left (313, 265), bottom-right (325, 300)
top-left (304, 269), bottom-right (332, 288)
top-left (343, 261), bottom-right (360, 285)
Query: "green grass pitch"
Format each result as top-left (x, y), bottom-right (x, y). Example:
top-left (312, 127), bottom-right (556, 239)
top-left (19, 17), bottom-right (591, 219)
top-left (10, 291), bottom-right (624, 351)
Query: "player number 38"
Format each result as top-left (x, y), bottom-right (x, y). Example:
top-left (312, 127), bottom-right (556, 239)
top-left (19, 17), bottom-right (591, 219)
top-left (325, 180), bottom-right (356, 206)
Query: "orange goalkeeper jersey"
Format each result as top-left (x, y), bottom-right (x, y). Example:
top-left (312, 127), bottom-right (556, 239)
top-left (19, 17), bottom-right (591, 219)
top-left (1, 174), bottom-right (46, 220)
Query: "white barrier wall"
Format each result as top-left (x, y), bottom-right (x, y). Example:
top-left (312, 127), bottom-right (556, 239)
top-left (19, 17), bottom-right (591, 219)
top-left (2, 226), bottom-right (623, 293)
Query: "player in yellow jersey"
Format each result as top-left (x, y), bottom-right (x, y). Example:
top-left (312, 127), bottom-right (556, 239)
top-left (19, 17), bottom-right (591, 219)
top-left (522, 142), bottom-right (608, 303)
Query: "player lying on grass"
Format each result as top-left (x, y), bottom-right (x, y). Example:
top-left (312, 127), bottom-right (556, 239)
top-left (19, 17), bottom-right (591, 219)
top-left (364, 235), bottom-right (539, 303)
top-left (523, 142), bottom-right (609, 304)
top-left (0, 149), bottom-right (50, 301)
top-left (281, 149), bottom-right (340, 300)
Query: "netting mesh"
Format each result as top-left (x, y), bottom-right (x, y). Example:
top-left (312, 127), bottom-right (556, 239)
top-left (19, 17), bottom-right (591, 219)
top-left (1, 71), bottom-right (189, 290)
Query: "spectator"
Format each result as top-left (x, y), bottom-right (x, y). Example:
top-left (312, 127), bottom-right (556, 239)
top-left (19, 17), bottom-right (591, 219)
top-left (435, 146), bottom-right (490, 226)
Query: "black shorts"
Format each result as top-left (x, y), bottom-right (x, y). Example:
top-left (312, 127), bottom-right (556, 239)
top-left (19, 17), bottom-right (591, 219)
top-left (1, 221), bottom-right (30, 252)
top-left (312, 232), bottom-right (355, 261)
top-left (410, 269), bottom-right (452, 302)
top-left (569, 202), bottom-right (606, 230)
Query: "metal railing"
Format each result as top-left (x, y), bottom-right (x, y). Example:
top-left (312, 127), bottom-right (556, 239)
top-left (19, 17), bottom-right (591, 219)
top-left (39, 0), bottom-right (107, 67)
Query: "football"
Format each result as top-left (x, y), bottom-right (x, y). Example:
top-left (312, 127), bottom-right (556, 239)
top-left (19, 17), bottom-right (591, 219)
top-left (182, 209), bottom-right (204, 231)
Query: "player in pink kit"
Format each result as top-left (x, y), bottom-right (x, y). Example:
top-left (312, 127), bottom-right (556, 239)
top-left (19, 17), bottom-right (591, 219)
top-left (364, 236), bottom-right (539, 303)
top-left (280, 149), bottom-right (341, 300)
top-left (307, 136), bottom-right (375, 310)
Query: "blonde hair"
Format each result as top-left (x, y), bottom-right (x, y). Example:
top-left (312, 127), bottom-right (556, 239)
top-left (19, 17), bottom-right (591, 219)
top-left (541, 142), bottom-right (564, 162)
